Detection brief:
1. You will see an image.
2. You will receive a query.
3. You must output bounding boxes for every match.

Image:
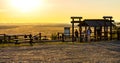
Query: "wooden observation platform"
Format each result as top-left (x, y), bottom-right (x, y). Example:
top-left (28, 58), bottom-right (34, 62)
top-left (71, 16), bottom-right (115, 42)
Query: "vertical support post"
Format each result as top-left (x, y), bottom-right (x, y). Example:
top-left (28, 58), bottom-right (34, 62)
top-left (79, 26), bottom-right (82, 42)
top-left (8, 36), bottom-right (11, 43)
top-left (71, 17), bottom-right (83, 42)
top-left (100, 27), bottom-right (102, 40)
top-left (117, 29), bottom-right (120, 40)
top-left (79, 18), bottom-right (82, 42)
top-left (94, 27), bottom-right (97, 41)
top-left (103, 20), bottom-right (108, 40)
top-left (39, 33), bottom-right (41, 41)
top-left (4, 34), bottom-right (6, 43)
top-left (85, 26), bottom-right (87, 42)
top-left (104, 20), bottom-right (106, 40)
top-left (62, 33), bottom-right (64, 42)
top-left (57, 33), bottom-right (60, 40)
top-left (14, 35), bottom-right (18, 44)
top-left (72, 22), bottom-right (74, 42)
top-left (29, 34), bottom-right (33, 46)
top-left (71, 17), bottom-right (75, 42)
top-left (110, 18), bottom-right (112, 40)
top-left (103, 16), bottom-right (113, 40)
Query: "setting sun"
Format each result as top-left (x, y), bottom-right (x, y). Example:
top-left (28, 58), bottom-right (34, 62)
top-left (10, 0), bottom-right (44, 13)
top-left (0, 0), bottom-right (120, 23)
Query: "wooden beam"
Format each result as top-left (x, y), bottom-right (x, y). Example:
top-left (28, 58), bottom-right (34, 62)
top-left (71, 21), bottom-right (83, 23)
top-left (103, 16), bottom-right (113, 19)
top-left (71, 17), bottom-right (82, 19)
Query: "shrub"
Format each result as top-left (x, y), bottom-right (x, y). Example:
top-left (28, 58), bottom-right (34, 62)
top-left (50, 33), bottom-right (57, 40)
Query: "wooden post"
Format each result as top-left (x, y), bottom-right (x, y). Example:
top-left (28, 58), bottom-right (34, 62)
top-left (29, 34), bottom-right (33, 46)
top-left (94, 27), bottom-right (97, 41)
top-left (8, 36), bottom-right (11, 43)
top-left (117, 29), bottom-right (120, 40)
top-left (103, 20), bottom-right (108, 40)
top-left (79, 18), bottom-right (81, 42)
top-left (104, 20), bottom-right (106, 40)
top-left (14, 35), bottom-right (19, 44)
top-left (85, 26), bottom-right (87, 42)
top-left (71, 17), bottom-right (74, 42)
top-left (71, 21), bottom-right (75, 42)
top-left (71, 17), bottom-right (82, 42)
top-left (79, 26), bottom-right (82, 42)
top-left (100, 27), bottom-right (102, 40)
top-left (78, 18), bottom-right (81, 42)
top-left (4, 34), bottom-right (6, 43)
top-left (39, 33), bottom-right (41, 41)
top-left (57, 32), bottom-right (60, 40)
top-left (62, 33), bottom-right (64, 42)
top-left (24, 35), bottom-right (27, 38)
top-left (110, 18), bottom-right (112, 40)
top-left (103, 16), bottom-right (113, 40)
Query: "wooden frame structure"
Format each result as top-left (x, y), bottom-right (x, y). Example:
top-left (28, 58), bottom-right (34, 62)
top-left (71, 16), bottom-right (115, 42)
top-left (71, 17), bottom-right (82, 42)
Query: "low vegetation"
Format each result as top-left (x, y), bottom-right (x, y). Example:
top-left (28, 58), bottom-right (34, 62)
top-left (0, 41), bottom-right (120, 63)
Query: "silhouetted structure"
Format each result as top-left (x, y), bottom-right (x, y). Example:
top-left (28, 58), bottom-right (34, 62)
top-left (71, 16), bottom-right (115, 42)
top-left (117, 28), bottom-right (120, 40)
top-left (71, 17), bottom-right (82, 42)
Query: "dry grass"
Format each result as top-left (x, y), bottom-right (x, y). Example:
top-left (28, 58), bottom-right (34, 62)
top-left (0, 25), bottom-right (119, 63)
top-left (0, 41), bottom-right (120, 63)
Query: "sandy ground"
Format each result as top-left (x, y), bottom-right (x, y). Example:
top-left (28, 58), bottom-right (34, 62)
top-left (0, 41), bottom-right (120, 63)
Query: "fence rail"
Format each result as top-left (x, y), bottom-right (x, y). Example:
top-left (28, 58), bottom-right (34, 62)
top-left (0, 31), bottom-right (119, 45)
top-left (0, 33), bottom-right (69, 45)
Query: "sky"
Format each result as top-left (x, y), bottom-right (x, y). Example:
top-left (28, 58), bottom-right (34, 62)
top-left (0, 0), bottom-right (120, 24)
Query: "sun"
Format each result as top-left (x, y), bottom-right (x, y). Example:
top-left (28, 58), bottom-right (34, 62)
top-left (10, 0), bottom-right (43, 13)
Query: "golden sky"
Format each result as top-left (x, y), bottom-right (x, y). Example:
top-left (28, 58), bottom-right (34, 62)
top-left (0, 0), bottom-right (120, 24)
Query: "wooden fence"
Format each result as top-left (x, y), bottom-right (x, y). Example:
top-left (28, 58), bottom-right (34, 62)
top-left (0, 33), bottom-right (69, 44)
top-left (0, 31), bottom-right (119, 45)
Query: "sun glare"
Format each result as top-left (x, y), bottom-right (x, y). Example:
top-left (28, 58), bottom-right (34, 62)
top-left (10, 0), bottom-right (44, 13)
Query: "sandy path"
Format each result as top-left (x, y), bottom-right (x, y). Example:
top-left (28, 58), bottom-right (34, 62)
top-left (0, 41), bottom-right (120, 63)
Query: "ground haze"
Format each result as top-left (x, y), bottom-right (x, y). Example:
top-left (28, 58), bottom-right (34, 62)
top-left (0, 24), bottom-right (71, 37)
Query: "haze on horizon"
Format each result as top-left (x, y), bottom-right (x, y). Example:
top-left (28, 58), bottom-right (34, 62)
top-left (0, 0), bottom-right (120, 24)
